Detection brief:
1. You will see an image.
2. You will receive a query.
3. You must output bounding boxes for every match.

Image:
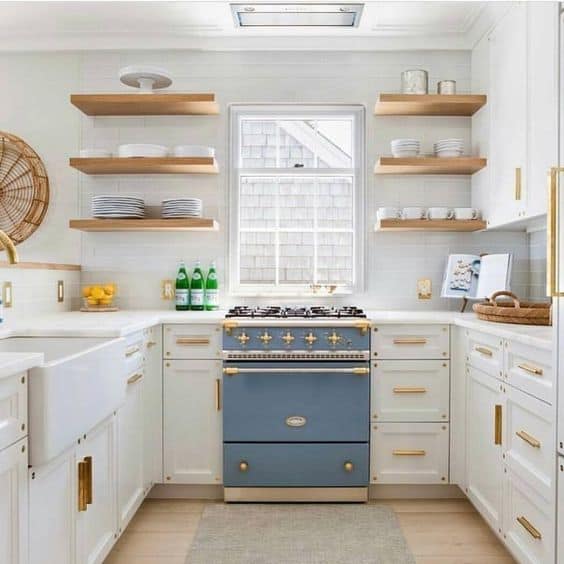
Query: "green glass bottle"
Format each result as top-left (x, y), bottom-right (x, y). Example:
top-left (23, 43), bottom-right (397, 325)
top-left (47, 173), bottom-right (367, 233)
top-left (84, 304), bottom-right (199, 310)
top-left (175, 262), bottom-right (189, 311)
top-left (190, 260), bottom-right (205, 311)
top-left (204, 260), bottom-right (219, 311)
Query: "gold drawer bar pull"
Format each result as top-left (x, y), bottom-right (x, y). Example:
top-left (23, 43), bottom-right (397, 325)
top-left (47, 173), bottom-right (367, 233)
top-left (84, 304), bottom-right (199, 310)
top-left (393, 338), bottom-right (427, 345)
top-left (517, 516), bottom-right (542, 540)
top-left (516, 430), bottom-right (541, 448)
top-left (393, 387), bottom-right (427, 394)
top-left (494, 405), bottom-right (502, 445)
top-left (475, 346), bottom-right (493, 357)
top-left (515, 167), bottom-right (522, 201)
top-left (127, 372), bottom-right (143, 385)
top-left (146, 340), bottom-right (157, 348)
top-left (84, 456), bottom-right (93, 505)
top-left (517, 363), bottom-right (544, 376)
top-left (125, 345), bottom-right (140, 357)
top-left (77, 461), bottom-right (87, 512)
top-left (176, 337), bottom-right (211, 346)
top-left (392, 449), bottom-right (426, 456)
top-left (215, 378), bottom-right (221, 411)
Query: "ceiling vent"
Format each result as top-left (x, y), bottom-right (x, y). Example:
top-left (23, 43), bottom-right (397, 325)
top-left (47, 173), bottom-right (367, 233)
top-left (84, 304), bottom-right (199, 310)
top-left (230, 3), bottom-right (364, 28)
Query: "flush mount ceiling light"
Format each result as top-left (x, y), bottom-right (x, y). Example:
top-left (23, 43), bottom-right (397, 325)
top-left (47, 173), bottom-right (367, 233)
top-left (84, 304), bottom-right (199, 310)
top-left (230, 3), bottom-right (364, 27)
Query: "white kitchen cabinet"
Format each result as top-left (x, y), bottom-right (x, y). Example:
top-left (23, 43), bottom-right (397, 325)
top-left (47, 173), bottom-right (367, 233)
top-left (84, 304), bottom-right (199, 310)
top-left (372, 324), bottom-right (449, 360)
top-left (0, 438), bottom-right (28, 564)
top-left (163, 359), bottom-right (222, 484)
top-left (117, 369), bottom-right (144, 532)
top-left (466, 365), bottom-right (504, 535)
top-left (164, 324), bottom-right (222, 360)
top-left (0, 370), bottom-right (27, 452)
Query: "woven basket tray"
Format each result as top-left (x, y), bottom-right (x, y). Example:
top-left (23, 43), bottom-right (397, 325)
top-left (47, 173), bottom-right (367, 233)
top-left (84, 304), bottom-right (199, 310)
top-left (473, 291), bottom-right (552, 326)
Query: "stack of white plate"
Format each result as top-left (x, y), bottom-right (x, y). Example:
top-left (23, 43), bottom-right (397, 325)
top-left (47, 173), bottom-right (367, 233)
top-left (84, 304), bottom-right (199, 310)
top-left (391, 139), bottom-right (420, 158)
top-left (434, 139), bottom-right (464, 157)
top-left (92, 196), bottom-right (145, 218)
top-left (172, 145), bottom-right (215, 158)
top-left (118, 144), bottom-right (168, 158)
top-left (161, 198), bottom-right (202, 219)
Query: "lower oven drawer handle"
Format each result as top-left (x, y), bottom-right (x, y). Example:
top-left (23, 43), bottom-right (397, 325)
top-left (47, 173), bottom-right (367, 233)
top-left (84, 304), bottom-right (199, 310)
top-left (222, 367), bottom-right (369, 375)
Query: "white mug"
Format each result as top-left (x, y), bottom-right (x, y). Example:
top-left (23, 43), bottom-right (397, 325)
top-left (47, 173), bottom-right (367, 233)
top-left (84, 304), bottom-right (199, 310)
top-left (427, 207), bottom-right (454, 220)
top-left (377, 207), bottom-right (400, 220)
top-left (454, 207), bottom-right (480, 220)
top-left (401, 207), bottom-right (425, 220)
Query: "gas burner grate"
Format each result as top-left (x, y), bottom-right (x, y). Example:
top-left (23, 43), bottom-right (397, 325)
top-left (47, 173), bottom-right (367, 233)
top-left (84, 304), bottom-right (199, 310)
top-left (225, 306), bottom-right (367, 319)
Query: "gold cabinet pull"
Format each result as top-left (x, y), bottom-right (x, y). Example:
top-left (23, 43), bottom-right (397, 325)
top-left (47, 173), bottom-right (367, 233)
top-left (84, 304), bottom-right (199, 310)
top-left (146, 341), bottom-right (157, 348)
top-left (516, 430), bottom-right (541, 448)
top-left (393, 387), bottom-right (426, 394)
top-left (392, 449), bottom-right (426, 456)
top-left (475, 346), bottom-right (493, 357)
top-left (515, 167), bottom-right (522, 201)
top-left (127, 372), bottom-right (143, 385)
top-left (393, 338), bottom-right (427, 345)
top-left (215, 378), bottom-right (221, 411)
top-left (125, 345), bottom-right (140, 357)
top-left (84, 456), bottom-right (93, 505)
top-left (78, 460), bottom-right (87, 511)
top-left (547, 167), bottom-right (564, 296)
top-left (176, 337), bottom-right (210, 346)
top-left (517, 363), bottom-right (544, 376)
top-left (517, 516), bottom-right (542, 540)
top-left (494, 404), bottom-right (502, 445)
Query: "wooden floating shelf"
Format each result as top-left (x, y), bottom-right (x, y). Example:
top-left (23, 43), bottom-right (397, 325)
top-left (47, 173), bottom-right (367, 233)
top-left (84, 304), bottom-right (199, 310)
top-left (69, 157), bottom-right (219, 175)
top-left (375, 219), bottom-right (487, 232)
top-left (69, 218), bottom-right (219, 232)
top-left (70, 93), bottom-right (220, 116)
top-left (374, 157), bottom-right (487, 175)
top-left (374, 94), bottom-right (487, 116)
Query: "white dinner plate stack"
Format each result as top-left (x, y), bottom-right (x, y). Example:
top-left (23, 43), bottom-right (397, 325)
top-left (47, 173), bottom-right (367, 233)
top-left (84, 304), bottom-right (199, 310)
top-left (434, 139), bottom-right (464, 158)
top-left (391, 139), bottom-right (420, 158)
top-left (92, 196), bottom-right (145, 218)
top-left (161, 198), bottom-right (203, 219)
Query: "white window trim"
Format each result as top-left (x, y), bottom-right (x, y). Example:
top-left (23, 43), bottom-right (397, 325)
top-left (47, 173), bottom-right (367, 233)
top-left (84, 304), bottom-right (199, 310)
top-left (228, 104), bottom-right (366, 297)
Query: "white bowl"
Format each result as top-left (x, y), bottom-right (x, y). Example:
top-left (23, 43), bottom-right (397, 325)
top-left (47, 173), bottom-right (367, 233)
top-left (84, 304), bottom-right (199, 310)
top-left (80, 149), bottom-right (112, 158)
top-left (119, 65), bottom-right (173, 91)
top-left (118, 144), bottom-right (168, 158)
top-left (172, 145), bottom-right (215, 158)
top-left (392, 150), bottom-right (420, 158)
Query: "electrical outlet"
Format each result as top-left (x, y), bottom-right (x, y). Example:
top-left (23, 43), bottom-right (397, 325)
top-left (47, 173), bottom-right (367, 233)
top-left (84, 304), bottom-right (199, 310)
top-left (57, 280), bottom-right (64, 303)
top-left (161, 279), bottom-right (174, 300)
top-left (417, 278), bottom-right (432, 300)
top-left (3, 282), bottom-right (12, 308)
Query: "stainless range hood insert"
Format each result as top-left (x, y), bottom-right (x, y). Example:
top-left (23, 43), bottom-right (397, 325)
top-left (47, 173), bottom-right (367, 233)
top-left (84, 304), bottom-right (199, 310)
top-left (230, 3), bottom-right (364, 27)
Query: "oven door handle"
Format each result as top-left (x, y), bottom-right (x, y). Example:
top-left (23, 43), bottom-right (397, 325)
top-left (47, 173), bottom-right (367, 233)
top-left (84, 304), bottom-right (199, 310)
top-left (223, 367), bottom-right (369, 375)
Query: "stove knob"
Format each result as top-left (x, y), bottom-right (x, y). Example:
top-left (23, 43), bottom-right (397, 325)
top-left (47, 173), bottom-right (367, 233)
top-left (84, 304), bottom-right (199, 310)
top-left (281, 331), bottom-right (295, 346)
top-left (344, 461), bottom-right (354, 473)
top-left (304, 332), bottom-right (317, 346)
top-left (327, 331), bottom-right (342, 346)
top-left (258, 331), bottom-right (273, 345)
top-left (237, 332), bottom-right (250, 346)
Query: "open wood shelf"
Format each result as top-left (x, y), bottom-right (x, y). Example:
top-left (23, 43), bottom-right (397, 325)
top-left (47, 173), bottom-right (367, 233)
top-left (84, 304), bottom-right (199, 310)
top-left (70, 157), bottom-right (218, 175)
top-left (374, 156), bottom-right (487, 175)
top-left (374, 94), bottom-right (487, 116)
top-left (69, 218), bottom-right (219, 232)
top-left (375, 219), bottom-right (487, 232)
top-left (70, 93), bottom-right (219, 116)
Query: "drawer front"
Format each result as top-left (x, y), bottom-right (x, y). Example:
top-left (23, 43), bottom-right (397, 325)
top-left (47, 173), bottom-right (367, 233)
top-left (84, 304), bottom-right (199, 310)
top-left (372, 324), bottom-right (449, 360)
top-left (371, 422), bottom-right (449, 484)
top-left (504, 468), bottom-right (554, 564)
top-left (0, 371), bottom-right (27, 451)
top-left (466, 330), bottom-right (504, 379)
top-left (124, 332), bottom-right (145, 373)
top-left (504, 384), bottom-right (554, 499)
top-left (224, 443), bottom-right (368, 487)
top-left (223, 362), bottom-right (369, 443)
top-left (164, 324), bottom-right (221, 360)
top-left (372, 360), bottom-right (449, 423)
top-left (505, 340), bottom-right (553, 404)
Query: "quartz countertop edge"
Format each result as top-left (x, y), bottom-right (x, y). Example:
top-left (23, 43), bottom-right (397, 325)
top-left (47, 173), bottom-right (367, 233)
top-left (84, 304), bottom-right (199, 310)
top-left (2, 310), bottom-right (553, 349)
top-left (0, 352), bottom-right (44, 380)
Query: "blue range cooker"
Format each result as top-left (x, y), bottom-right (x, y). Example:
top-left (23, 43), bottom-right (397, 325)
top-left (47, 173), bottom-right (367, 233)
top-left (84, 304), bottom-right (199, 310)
top-left (222, 306), bottom-right (370, 502)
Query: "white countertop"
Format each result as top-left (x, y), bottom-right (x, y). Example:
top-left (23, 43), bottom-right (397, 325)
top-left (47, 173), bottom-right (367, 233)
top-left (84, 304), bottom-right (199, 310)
top-left (0, 352), bottom-right (43, 380)
top-left (0, 309), bottom-right (554, 350)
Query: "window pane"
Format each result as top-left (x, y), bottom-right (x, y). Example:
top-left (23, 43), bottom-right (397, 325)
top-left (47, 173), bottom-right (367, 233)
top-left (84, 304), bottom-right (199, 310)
top-left (279, 178), bottom-right (315, 229)
top-left (240, 231), bottom-right (276, 284)
top-left (277, 121), bottom-right (316, 168)
top-left (240, 120), bottom-right (277, 168)
top-left (316, 120), bottom-right (352, 168)
top-left (240, 177), bottom-right (277, 229)
top-left (279, 232), bottom-right (314, 284)
top-left (317, 177), bottom-right (354, 230)
top-left (317, 232), bottom-right (354, 284)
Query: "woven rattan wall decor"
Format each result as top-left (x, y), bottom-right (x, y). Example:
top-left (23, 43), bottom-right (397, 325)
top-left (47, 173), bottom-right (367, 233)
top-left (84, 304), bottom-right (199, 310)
top-left (0, 131), bottom-right (49, 245)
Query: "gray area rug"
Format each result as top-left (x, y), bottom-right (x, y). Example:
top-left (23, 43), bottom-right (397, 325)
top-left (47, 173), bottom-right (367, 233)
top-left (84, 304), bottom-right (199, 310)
top-left (186, 504), bottom-right (415, 564)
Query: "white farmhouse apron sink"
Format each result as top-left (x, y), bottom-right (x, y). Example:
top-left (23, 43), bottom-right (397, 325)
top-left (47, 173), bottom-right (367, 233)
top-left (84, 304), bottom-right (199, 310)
top-left (0, 336), bottom-right (126, 466)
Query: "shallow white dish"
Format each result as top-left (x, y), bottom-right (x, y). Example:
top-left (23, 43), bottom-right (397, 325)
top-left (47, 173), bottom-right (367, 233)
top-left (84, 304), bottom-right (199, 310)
top-left (119, 65), bottom-right (172, 91)
top-left (172, 145), bottom-right (215, 158)
top-left (80, 149), bottom-right (112, 158)
top-left (118, 144), bottom-right (168, 158)
top-left (435, 150), bottom-right (464, 158)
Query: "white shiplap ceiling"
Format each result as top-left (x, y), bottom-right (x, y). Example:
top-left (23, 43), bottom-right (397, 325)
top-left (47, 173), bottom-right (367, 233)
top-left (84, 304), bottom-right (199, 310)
top-left (0, 1), bottom-right (503, 51)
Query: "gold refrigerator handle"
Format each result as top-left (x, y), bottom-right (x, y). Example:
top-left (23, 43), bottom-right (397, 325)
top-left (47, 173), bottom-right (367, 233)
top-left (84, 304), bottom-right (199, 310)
top-left (215, 378), bottom-right (221, 411)
top-left (547, 167), bottom-right (564, 296)
top-left (494, 405), bottom-right (502, 445)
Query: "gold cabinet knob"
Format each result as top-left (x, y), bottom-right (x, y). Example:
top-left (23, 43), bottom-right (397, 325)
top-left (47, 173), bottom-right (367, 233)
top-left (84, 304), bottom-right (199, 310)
top-left (259, 331), bottom-right (273, 345)
top-left (239, 461), bottom-right (249, 472)
top-left (327, 331), bottom-right (342, 346)
top-left (344, 461), bottom-right (354, 473)
top-left (237, 332), bottom-right (250, 345)
top-left (304, 332), bottom-right (317, 346)
top-left (281, 331), bottom-right (295, 345)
